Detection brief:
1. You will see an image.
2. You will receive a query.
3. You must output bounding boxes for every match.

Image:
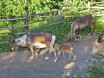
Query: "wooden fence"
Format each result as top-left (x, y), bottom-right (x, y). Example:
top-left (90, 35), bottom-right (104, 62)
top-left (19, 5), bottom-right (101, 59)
top-left (0, 10), bottom-right (64, 51)
top-left (0, 5), bottom-right (104, 51)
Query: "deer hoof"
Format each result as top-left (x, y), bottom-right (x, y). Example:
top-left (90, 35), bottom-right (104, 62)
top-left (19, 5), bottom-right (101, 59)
top-left (30, 56), bottom-right (34, 59)
top-left (45, 56), bottom-right (49, 60)
top-left (54, 59), bottom-right (57, 62)
top-left (35, 53), bottom-right (38, 56)
top-left (88, 35), bottom-right (92, 38)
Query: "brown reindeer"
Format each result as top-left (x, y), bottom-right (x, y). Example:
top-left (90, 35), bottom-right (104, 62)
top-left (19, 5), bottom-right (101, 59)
top-left (68, 14), bottom-right (94, 41)
top-left (12, 32), bottom-right (56, 59)
top-left (97, 33), bottom-right (104, 43)
top-left (53, 44), bottom-right (76, 62)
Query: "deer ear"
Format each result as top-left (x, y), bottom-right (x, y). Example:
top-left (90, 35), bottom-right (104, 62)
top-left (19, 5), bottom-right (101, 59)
top-left (17, 40), bottom-right (20, 43)
top-left (15, 40), bottom-right (20, 43)
top-left (12, 39), bottom-right (15, 43)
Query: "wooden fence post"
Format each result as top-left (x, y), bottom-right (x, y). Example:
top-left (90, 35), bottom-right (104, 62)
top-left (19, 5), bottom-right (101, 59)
top-left (24, 13), bottom-right (29, 32)
top-left (87, 1), bottom-right (90, 12)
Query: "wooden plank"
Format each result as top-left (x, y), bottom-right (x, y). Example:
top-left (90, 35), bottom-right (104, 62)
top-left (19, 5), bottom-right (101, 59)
top-left (91, 2), bottom-right (104, 4)
top-left (0, 16), bottom-right (63, 30)
top-left (0, 34), bottom-right (12, 36)
top-left (14, 21), bottom-right (64, 35)
top-left (30, 21), bottom-right (64, 31)
top-left (30, 10), bottom-right (59, 17)
top-left (0, 41), bottom-right (9, 44)
top-left (15, 32), bottom-right (26, 35)
top-left (94, 14), bottom-right (104, 16)
top-left (0, 17), bottom-right (24, 22)
top-left (0, 27), bottom-right (12, 30)
top-left (0, 25), bottom-right (28, 31)
top-left (28, 15), bottom-right (63, 25)
top-left (63, 6), bottom-right (104, 9)
top-left (65, 14), bottom-right (104, 17)
top-left (13, 25), bottom-right (28, 28)
top-left (90, 6), bottom-right (104, 9)
top-left (0, 15), bottom-right (63, 30)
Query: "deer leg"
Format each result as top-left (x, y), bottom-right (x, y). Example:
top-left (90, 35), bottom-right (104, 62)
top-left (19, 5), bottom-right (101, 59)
top-left (98, 36), bottom-right (103, 43)
top-left (68, 54), bottom-right (72, 61)
top-left (89, 27), bottom-right (93, 38)
top-left (98, 33), bottom-right (104, 43)
top-left (68, 50), bottom-right (74, 61)
top-left (75, 28), bottom-right (80, 36)
top-left (54, 51), bottom-right (61, 62)
top-left (35, 48), bottom-right (40, 57)
top-left (91, 27), bottom-right (93, 36)
top-left (63, 52), bottom-right (65, 58)
top-left (68, 36), bottom-right (72, 41)
top-left (88, 24), bottom-right (93, 37)
top-left (45, 44), bottom-right (53, 60)
top-left (69, 50), bottom-right (77, 61)
top-left (53, 50), bottom-right (57, 62)
top-left (44, 43), bottom-right (50, 60)
top-left (77, 28), bottom-right (80, 36)
top-left (75, 29), bottom-right (81, 41)
top-left (28, 45), bottom-right (35, 59)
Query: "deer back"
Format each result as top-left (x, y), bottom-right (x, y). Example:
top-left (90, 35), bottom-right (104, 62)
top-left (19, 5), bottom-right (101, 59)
top-left (76, 14), bottom-right (93, 28)
top-left (26, 32), bottom-right (53, 45)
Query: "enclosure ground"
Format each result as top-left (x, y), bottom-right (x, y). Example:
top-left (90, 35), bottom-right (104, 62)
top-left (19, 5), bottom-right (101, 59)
top-left (0, 35), bottom-right (104, 78)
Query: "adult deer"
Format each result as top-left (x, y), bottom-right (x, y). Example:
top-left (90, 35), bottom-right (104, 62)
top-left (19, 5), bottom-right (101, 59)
top-left (12, 32), bottom-right (56, 59)
top-left (68, 14), bottom-right (94, 41)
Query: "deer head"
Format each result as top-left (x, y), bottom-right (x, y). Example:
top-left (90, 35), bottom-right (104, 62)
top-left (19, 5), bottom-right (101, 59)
top-left (11, 34), bottom-right (27, 50)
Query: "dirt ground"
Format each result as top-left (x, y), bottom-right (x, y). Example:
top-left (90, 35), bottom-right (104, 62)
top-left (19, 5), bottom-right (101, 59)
top-left (0, 35), bottom-right (104, 78)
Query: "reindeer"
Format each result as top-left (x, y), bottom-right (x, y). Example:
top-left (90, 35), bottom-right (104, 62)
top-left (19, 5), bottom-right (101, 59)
top-left (12, 32), bottom-right (56, 59)
top-left (97, 33), bottom-right (104, 43)
top-left (53, 44), bottom-right (76, 62)
top-left (68, 14), bottom-right (94, 41)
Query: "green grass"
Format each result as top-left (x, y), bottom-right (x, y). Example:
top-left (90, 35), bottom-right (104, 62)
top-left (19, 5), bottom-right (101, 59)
top-left (87, 54), bottom-right (104, 78)
top-left (0, 9), bottom-right (104, 52)
top-left (0, 16), bottom-right (104, 52)
top-left (87, 63), bottom-right (104, 78)
top-left (0, 13), bottom-right (66, 52)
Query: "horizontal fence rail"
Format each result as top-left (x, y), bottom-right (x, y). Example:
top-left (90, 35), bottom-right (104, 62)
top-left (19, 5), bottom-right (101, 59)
top-left (28, 15), bottom-right (63, 25)
top-left (0, 41), bottom-right (10, 45)
top-left (63, 6), bottom-right (104, 9)
top-left (30, 10), bottom-right (60, 17)
top-left (0, 17), bottom-right (25, 22)
top-left (0, 10), bottom-right (64, 50)
top-left (0, 6), bottom-right (104, 51)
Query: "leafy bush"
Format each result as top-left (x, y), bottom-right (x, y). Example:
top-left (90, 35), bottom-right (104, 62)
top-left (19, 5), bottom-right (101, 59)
top-left (0, 1), bottom-right (104, 52)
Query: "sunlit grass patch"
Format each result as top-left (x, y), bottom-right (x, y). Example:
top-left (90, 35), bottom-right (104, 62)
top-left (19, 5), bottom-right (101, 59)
top-left (87, 54), bottom-right (104, 78)
top-left (87, 64), bottom-right (104, 78)
top-left (0, 29), bottom-right (10, 34)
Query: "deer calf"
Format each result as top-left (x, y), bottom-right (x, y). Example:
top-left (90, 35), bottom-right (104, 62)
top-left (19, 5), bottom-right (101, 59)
top-left (53, 44), bottom-right (76, 62)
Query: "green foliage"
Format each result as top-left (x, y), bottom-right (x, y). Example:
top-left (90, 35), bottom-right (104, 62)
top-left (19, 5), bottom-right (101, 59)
top-left (0, 0), bottom-right (104, 52)
top-left (86, 53), bottom-right (104, 78)
top-left (0, 0), bottom-right (104, 18)
top-left (94, 16), bottom-right (104, 32)
top-left (0, 1), bottom-right (104, 78)
top-left (0, 0), bottom-right (59, 18)
top-left (87, 65), bottom-right (104, 78)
